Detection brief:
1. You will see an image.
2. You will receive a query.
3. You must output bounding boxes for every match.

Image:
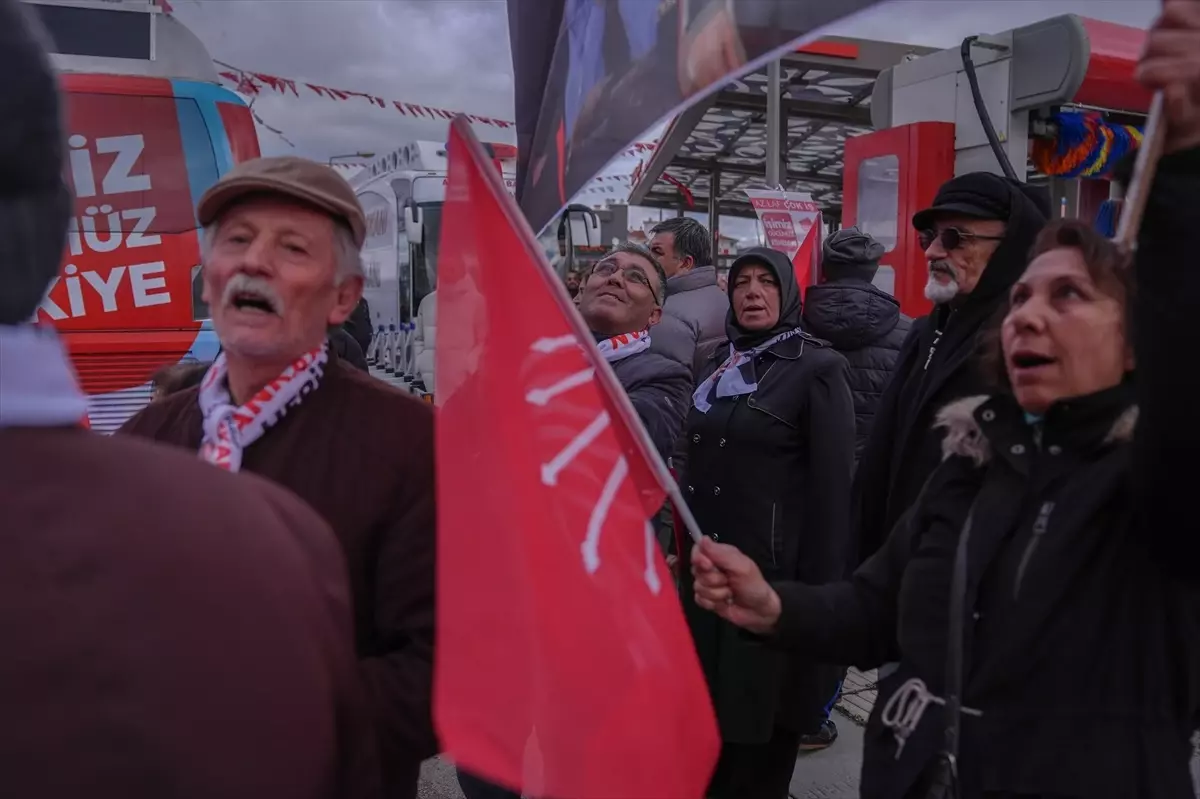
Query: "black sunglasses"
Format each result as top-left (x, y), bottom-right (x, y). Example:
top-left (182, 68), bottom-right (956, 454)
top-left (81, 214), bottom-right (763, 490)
top-left (918, 226), bottom-right (1004, 251)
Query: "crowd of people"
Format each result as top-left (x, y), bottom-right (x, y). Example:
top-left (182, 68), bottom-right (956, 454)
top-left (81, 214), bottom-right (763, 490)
top-left (2, 0), bottom-right (1199, 797)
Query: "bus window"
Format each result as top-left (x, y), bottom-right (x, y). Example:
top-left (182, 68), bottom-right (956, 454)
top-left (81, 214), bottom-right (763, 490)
top-left (411, 201), bottom-right (443, 314)
top-left (30, 3), bottom-right (152, 60)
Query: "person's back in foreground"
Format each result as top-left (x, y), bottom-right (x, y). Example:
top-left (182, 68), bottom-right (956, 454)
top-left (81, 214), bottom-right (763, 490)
top-left (0, 1), bottom-right (377, 794)
top-left (0, 429), bottom-right (379, 798)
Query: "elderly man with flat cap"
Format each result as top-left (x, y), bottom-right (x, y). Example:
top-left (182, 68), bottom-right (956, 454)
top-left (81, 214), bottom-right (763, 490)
top-left (0, 1), bottom-right (378, 796)
top-left (120, 156), bottom-right (437, 798)
top-left (851, 173), bottom-right (1049, 567)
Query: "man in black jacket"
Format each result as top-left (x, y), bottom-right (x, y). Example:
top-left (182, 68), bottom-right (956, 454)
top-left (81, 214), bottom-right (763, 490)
top-left (803, 227), bottom-right (912, 467)
top-left (852, 173), bottom-right (1048, 566)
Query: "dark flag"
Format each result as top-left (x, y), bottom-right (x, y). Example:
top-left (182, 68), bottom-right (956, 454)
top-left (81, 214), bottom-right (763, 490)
top-left (507, 0), bottom-right (888, 233)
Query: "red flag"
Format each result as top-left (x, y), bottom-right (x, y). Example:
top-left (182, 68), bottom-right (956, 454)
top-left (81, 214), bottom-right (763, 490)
top-left (434, 117), bottom-right (718, 799)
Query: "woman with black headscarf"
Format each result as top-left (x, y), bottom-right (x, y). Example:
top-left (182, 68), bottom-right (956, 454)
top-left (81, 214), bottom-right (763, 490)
top-left (678, 247), bottom-right (856, 798)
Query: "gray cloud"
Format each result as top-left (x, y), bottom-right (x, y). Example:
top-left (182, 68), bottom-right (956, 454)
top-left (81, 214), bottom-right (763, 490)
top-left (173, 0), bottom-right (517, 159)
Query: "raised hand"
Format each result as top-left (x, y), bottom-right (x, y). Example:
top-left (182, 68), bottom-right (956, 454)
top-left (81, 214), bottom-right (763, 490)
top-left (1137, 0), bottom-right (1200, 154)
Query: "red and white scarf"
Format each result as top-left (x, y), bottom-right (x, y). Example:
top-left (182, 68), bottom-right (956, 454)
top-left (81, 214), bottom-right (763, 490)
top-left (596, 330), bottom-right (651, 363)
top-left (198, 342), bottom-right (328, 472)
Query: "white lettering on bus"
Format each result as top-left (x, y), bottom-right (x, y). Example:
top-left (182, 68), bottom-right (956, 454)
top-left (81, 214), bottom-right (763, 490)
top-left (66, 206), bottom-right (162, 256)
top-left (67, 134), bottom-right (151, 198)
top-left (38, 261), bottom-right (171, 320)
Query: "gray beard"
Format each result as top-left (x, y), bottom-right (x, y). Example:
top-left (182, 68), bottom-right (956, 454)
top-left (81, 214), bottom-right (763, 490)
top-left (924, 272), bottom-right (960, 305)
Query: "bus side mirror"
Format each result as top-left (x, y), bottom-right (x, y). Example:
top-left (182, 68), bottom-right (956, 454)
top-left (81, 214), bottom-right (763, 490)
top-left (404, 204), bottom-right (423, 244)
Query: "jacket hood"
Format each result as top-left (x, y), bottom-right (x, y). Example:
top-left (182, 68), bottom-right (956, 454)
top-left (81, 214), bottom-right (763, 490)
top-left (725, 246), bottom-right (801, 349)
top-left (802, 281), bottom-right (901, 349)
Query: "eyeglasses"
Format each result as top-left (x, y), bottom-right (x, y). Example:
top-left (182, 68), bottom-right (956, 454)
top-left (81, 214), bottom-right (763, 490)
top-left (591, 259), bottom-right (660, 305)
top-left (918, 227), bottom-right (1004, 251)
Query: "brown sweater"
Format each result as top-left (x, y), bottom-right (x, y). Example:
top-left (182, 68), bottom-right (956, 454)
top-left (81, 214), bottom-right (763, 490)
top-left (120, 357), bottom-right (437, 799)
top-left (0, 426), bottom-right (379, 798)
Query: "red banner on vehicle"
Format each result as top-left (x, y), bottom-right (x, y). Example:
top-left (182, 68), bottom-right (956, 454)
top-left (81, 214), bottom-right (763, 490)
top-left (46, 91), bottom-right (201, 335)
top-left (434, 117), bottom-right (718, 799)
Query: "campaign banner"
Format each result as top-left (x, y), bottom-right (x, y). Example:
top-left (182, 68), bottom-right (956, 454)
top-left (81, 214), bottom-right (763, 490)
top-left (507, 0), bottom-right (886, 234)
top-left (744, 188), bottom-right (823, 289)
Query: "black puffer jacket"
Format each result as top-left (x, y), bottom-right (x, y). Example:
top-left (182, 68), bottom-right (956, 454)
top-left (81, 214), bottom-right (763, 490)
top-left (803, 279), bottom-right (911, 465)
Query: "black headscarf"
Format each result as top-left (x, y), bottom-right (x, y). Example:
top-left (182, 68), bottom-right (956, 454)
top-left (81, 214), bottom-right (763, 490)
top-left (724, 246), bottom-right (802, 350)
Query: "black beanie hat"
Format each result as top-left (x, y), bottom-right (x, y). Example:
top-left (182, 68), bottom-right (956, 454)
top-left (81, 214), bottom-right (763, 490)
top-left (0, 0), bottom-right (72, 326)
top-left (822, 226), bottom-right (885, 282)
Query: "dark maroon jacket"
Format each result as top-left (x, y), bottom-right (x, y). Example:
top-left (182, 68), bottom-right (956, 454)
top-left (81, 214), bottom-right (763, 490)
top-left (0, 426), bottom-right (380, 798)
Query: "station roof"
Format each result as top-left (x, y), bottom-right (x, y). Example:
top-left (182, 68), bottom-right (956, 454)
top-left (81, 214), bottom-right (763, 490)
top-left (627, 37), bottom-right (936, 222)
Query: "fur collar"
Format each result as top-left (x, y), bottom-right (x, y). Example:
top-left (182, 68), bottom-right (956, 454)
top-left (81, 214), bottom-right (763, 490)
top-left (935, 395), bottom-right (1138, 465)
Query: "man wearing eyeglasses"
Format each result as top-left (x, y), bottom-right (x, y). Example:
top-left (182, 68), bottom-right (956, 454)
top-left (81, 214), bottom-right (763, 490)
top-left (851, 172), bottom-right (1049, 568)
top-left (578, 241), bottom-right (693, 462)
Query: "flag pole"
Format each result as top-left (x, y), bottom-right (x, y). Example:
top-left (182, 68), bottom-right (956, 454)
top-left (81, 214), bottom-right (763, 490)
top-left (1114, 91), bottom-right (1166, 251)
top-left (450, 116), bottom-right (707, 544)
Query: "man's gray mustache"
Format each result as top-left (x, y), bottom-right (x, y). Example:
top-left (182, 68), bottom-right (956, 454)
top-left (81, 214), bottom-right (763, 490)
top-left (222, 274), bottom-right (284, 315)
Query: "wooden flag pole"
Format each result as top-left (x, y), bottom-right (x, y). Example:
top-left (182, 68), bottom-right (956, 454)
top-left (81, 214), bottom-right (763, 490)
top-left (1114, 91), bottom-right (1168, 252)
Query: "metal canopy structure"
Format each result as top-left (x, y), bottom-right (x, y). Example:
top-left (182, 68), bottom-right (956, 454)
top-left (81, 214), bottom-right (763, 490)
top-left (628, 37), bottom-right (937, 230)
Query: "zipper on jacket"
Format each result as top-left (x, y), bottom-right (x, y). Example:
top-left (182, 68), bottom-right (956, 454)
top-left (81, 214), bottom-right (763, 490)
top-left (923, 328), bottom-right (944, 371)
top-left (770, 503), bottom-right (778, 568)
top-left (1013, 500), bottom-right (1055, 599)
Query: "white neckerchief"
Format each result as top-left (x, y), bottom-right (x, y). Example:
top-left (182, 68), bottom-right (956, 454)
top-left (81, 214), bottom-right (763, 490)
top-left (197, 342), bottom-right (328, 472)
top-left (0, 324), bottom-right (89, 428)
top-left (692, 329), bottom-right (803, 414)
top-left (597, 330), bottom-right (651, 363)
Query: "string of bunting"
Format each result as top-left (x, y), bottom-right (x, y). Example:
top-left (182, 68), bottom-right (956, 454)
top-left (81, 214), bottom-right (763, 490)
top-left (215, 63), bottom-right (515, 129)
top-left (212, 61), bottom-right (658, 159)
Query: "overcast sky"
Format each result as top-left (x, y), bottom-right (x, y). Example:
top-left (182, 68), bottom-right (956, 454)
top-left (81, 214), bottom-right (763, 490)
top-left (171, 0), bottom-right (1160, 236)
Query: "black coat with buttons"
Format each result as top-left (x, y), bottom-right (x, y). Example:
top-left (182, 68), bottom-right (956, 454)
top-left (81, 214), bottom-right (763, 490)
top-left (678, 331), bottom-right (856, 744)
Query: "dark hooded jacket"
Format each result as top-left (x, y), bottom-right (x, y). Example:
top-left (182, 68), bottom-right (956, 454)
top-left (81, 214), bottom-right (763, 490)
top-left (803, 280), bottom-right (911, 465)
top-left (679, 247), bottom-right (855, 744)
top-left (852, 175), bottom-right (1047, 565)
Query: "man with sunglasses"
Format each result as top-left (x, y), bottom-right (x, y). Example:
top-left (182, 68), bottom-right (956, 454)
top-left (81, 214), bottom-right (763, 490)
top-left (578, 241), bottom-right (693, 462)
top-left (851, 172), bottom-right (1049, 568)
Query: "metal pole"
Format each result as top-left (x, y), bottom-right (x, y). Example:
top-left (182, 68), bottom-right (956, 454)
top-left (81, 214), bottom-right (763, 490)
top-left (766, 59), bottom-right (782, 187)
top-left (708, 166), bottom-right (721, 260)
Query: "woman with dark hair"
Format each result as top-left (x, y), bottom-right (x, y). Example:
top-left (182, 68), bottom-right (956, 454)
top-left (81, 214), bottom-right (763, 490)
top-left (678, 246), bottom-right (856, 799)
top-left (690, 142), bottom-right (1200, 799)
